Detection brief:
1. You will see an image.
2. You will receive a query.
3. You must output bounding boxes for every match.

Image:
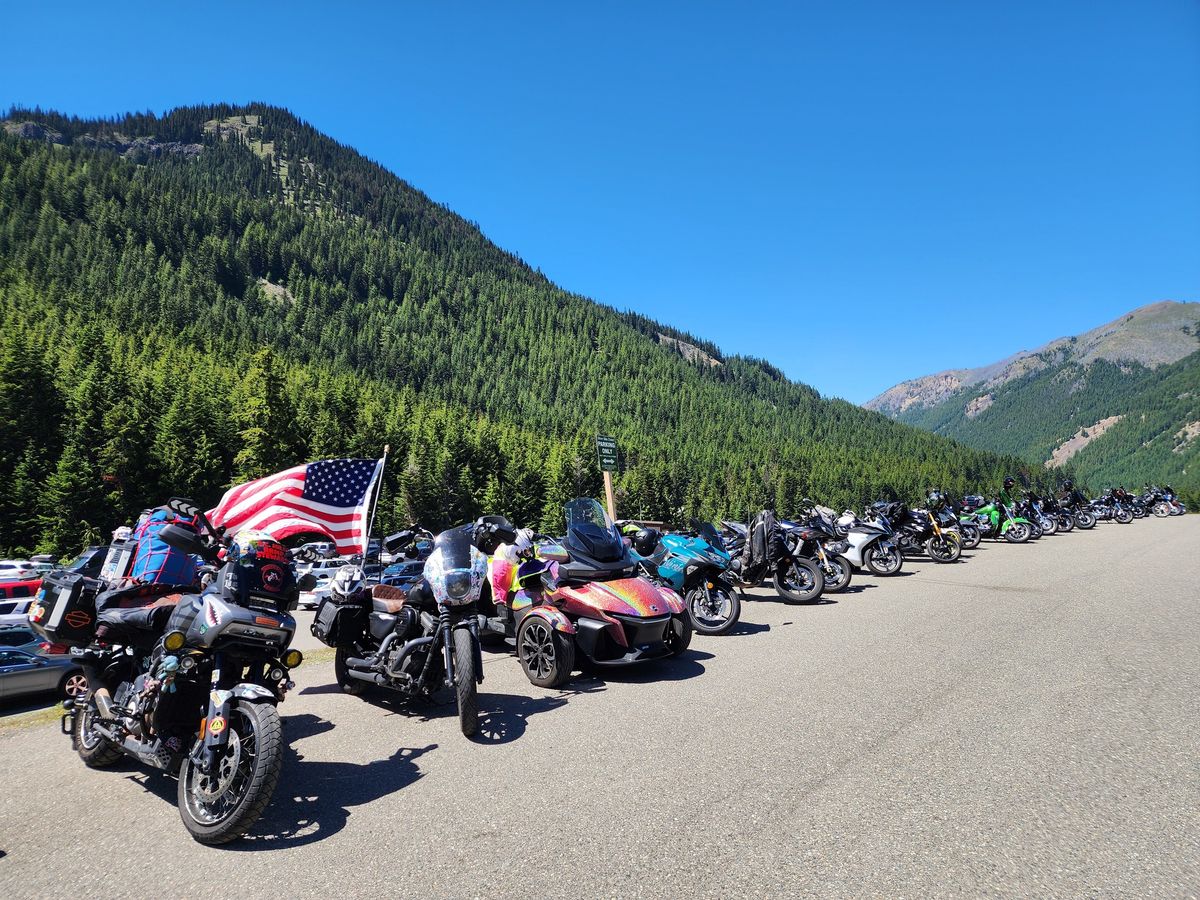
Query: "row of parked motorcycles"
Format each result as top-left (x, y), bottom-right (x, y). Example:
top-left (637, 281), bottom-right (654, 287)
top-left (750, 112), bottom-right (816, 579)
top-left (34, 481), bottom-right (1185, 846)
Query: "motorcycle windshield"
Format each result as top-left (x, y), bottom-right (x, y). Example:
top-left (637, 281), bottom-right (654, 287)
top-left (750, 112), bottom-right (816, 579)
top-left (564, 498), bottom-right (625, 562)
top-left (692, 520), bottom-right (725, 552)
top-left (430, 525), bottom-right (474, 571)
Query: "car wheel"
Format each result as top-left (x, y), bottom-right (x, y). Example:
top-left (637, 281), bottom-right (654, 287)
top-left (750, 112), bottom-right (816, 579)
top-left (59, 670), bottom-right (89, 701)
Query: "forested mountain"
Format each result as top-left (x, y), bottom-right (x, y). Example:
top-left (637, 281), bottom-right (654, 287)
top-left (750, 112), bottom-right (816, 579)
top-left (1, 103), bottom-right (1028, 555)
top-left (866, 303), bottom-right (1200, 503)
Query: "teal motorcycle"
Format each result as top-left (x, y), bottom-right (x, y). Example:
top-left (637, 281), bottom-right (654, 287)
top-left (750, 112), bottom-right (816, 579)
top-left (622, 521), bottom-right (741, 635)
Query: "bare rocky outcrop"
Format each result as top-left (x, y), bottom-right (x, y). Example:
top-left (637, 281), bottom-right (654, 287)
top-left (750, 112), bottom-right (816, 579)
top-left (656, 333), bottom-right (721, 367)
top-left (965, 393), bottom-right (993, 418)
top-left (1174, 421), bottom-right (1200, 454)
top-left (1045, 415), bottom-right (1124, 468)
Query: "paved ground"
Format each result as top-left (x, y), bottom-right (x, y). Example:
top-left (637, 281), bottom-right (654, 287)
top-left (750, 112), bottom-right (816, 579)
top-left (1, 518), bottom-right (1197, 898)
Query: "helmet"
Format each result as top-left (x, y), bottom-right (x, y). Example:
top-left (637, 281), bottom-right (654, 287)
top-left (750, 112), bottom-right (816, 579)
top-left (512, 528), bottom-right (534, 557)
top-left (632, 527), bottom-right (662, 558)
top-left (1003, 476), bottom-right (1015, 489)
top-left (1063, 479), bottom-right (1073, 490)
top-left (331, 565), bottom-right (366, 603)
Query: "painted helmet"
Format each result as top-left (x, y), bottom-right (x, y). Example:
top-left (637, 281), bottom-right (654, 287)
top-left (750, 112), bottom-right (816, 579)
top-left (331, 565), bottom-right (366, 603)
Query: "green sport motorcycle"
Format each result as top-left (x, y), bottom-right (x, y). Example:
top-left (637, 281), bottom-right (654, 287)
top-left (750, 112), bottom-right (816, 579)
top-left (960, 496), bottom-right (1032, 544)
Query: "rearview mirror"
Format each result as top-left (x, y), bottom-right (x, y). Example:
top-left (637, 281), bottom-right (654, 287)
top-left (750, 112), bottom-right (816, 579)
top-left (383, 530), bottom-right (414, 553)
top-left (159, 524), bottom-right (206, 558)
top-left (298, 573), bottom-right (317, 591)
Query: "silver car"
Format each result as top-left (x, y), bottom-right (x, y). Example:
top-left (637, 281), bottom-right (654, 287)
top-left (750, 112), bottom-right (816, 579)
top-left (0, 649), bottom-right (87, 702)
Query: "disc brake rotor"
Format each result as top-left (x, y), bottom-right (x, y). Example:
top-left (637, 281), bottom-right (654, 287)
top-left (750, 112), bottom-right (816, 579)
top-left (194, 730), bottom-right (243, 801)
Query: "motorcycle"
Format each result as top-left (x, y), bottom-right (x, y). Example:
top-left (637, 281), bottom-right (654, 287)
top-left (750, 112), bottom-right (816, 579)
top-left (833, 509), bottom-right (904, 575)
top-left (1060, 491), bottom-right (1097, 529)
top-left (722, 513), bottom-right (826, 603)
top-left (928, 491), bottom-right (978, 549)
top-left (871, 501), bottom-right (962, 562)
top-left (625, 519), bottom-right (741, 635)
top-left (962, 496), bottom-right (1031, 543)
top-left (484, 498), bottom-right (691, 687)
top-left (317, 517), bottom-right (515, 737)
top-left (46, 499), bottom-right (312, 844)
top-left (1036, 494), bottom-right (1075, 532)
top-left (780, 503), bottom-right (855, 592)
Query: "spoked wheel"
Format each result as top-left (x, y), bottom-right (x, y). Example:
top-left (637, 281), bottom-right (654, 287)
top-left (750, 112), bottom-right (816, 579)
top-left (1040, 516), bottom-right (1058, 536)
top-left (864, 541), bottom-right (903, 575)
top-left (178, 702), bottom-right (283, 845)
top-left (1075, 511), bottom-right (1096, 529)
top-left (1057, 515), bottom-right (1075, 533)
top-left (1153, 503), bottom-right (1170, 518)
top-left (59, 671), bottom-right (89, 701)
top-left (1004, 523), bottom-right (1031, 543)
top-left (1115, 508), bottom-right (1133, 524)
top-left (685, 581), bottom-right (741, 635)
top-left (516, 616), bottom-right (575, 688)
top-left (821, 555), bottom-right (853, 593)
top-left (925, 533), bottom-right (962, 563)
top-left (772, 559), bottom-right (825, 603)
top-left (73, 694), bottom-right (122, 768)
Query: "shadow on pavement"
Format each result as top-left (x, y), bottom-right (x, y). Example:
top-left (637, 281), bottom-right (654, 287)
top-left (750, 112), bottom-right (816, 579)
top-left (580, 648), bottom-right (714, 685)
top-left (725, 620), bottom-right (770, 637)
top-left (473, 685), bottom-right (604, 746)
top-left (236, 714), bottom-right (435, 849)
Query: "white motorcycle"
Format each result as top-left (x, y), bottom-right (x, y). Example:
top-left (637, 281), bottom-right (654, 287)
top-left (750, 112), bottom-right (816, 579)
top-left (833, 508), bottom-right (904, 576)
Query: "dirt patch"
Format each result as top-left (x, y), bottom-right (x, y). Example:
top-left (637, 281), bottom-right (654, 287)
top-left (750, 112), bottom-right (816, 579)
top-left (1174, 421), bottom-right (1200, 453)
top-left (1045, 415), bottom-right (1124, 468)
top-left (965, 393), bottom-right (993, 418)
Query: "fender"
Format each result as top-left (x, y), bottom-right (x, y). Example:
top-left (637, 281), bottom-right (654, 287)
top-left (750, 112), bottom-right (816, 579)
top-left (656, 585), bottom-right (685, 615)
top-left (525, 604), bottom-right (576, 634)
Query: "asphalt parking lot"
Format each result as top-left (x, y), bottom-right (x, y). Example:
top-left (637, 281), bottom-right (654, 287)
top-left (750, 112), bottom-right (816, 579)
top-left (1, 518), bottom-right (1197, 898)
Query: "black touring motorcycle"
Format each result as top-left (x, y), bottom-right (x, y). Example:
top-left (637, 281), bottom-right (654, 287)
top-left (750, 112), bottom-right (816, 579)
top-left (312, 517), bottom-right (516, 738)
top-left (33, 500), bottom-right (313, 845)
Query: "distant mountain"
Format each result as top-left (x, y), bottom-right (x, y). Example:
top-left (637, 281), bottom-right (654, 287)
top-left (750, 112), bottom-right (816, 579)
top-left (0, 103), bottom-right (1025, 554)
top-left (866, 302), bottom-right (1200, 497)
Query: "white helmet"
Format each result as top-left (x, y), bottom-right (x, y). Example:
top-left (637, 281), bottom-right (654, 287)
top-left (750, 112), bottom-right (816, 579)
top-left (331, 565), bottom-right (366, 603)
top-left (512, 528), bottom-right (535, 556)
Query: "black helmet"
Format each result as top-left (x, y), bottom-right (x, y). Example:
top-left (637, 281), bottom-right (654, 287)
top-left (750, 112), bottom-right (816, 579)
top-left (1003, 476), bottom-right (1015, 489)
top-left (1063, 479), bottom-right (1073, 490)
top-left (632, 527), bottom-right (661, 558)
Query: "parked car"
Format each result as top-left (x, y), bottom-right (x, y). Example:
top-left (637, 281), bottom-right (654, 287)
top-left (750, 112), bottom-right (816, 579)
top-left (0, 624), bottom-right (67, 656)
top-left (0, 649), bottom-right (87, 702)
top-left (0, 560), bottom-right (37, 579)
top-left (381, 560), bottom-right (424, 587)
top-left (0, 586), bottom-right (40, 627)
top-left (297, 559), bottom-right (348, 609)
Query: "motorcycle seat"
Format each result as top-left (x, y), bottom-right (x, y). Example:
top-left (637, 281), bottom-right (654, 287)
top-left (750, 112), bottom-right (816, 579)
top-left (98, 603), bottom-right (175, 635)
top-left (370, 583), bottom-right (408, 614)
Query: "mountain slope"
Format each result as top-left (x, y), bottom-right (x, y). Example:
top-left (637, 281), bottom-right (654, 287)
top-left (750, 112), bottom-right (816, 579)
top-left (865, 303), bottom-right (1200, 498)
top-left (0, 103), bottom-right (1027, 554)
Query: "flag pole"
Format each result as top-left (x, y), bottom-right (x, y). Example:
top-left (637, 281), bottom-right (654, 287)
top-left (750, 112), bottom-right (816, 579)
top-left (365, 445), bottom-right (390, 579)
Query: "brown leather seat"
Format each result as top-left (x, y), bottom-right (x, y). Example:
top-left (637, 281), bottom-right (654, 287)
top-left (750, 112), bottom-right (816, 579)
top-left (371, 583), bottom-right (407, 614)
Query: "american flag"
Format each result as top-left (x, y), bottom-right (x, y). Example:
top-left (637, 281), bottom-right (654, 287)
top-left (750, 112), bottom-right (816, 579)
top-left (208, 458), bottom-right (384, 554)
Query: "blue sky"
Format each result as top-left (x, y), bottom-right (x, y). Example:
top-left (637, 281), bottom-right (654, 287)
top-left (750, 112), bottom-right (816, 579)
top-left (3, 1), bottom-right (1198, 402)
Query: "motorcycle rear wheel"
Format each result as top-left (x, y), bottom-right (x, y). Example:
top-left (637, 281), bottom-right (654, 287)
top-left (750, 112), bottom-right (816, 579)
top-left (73, 694), bottom-right (122, 768)
top-left (772, 559), bottom-right (825, 603)
top-left (178, 702), bottom-right (283, 845)
top-left (686, 582), bottom-right (741, 635)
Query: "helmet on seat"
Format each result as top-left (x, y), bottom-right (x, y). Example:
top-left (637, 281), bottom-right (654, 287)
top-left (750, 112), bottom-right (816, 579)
top-left (331, 565), bottom-right (366, 603)
top-left (632, 527), bottom-right (661, 558)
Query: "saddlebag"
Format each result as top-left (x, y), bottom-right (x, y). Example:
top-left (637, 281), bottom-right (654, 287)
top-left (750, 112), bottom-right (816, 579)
top-left (28, 569), bottom-right (103, 647)
top-left (311, 595), bottom-right (366, 647)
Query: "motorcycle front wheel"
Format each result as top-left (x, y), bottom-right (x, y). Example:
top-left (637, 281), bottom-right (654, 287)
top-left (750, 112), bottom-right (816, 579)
top-left (958, 524), bottom-right (981, 550)
top-left (685, 581), bottom-right (741, 635)
top-left (1057, 514), bottom-right (1075, 533)
top-left (772, 559), bottom-right (825, 603)
top-left (1075, 511), bottom-right (1096, 529)
top-left (1004, 523), bottom-right (1031, 543)
top-left (452, 629), bottom-right (479, 737)
top-left (925, 533), bottom-right (962, 563)
top-left (1115, 508), bottom-right (1133, 524)
top-left (822, 555), bottom-right (854, 593)
top-left (178, 701), bottom-right (283, 845)
top-left (864, 541), bottom-right (903, 575)
top-left (1040, 516), bottom-right (1058, 536)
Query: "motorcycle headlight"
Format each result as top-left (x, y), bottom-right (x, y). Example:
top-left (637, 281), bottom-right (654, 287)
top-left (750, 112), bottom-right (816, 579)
top-left (444, 570), bottom-right (473, 603)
